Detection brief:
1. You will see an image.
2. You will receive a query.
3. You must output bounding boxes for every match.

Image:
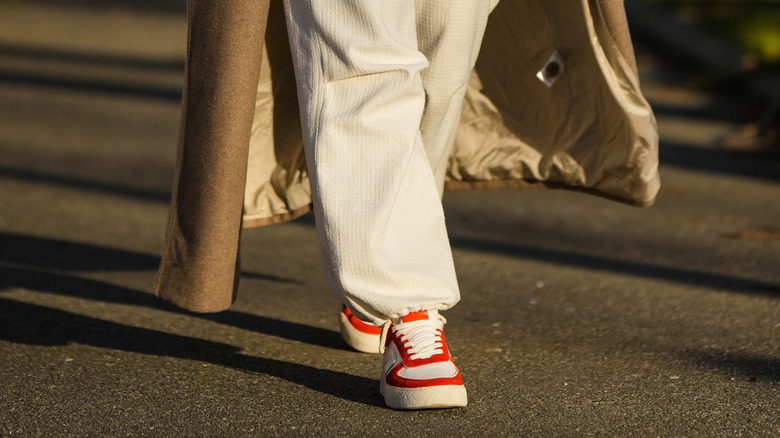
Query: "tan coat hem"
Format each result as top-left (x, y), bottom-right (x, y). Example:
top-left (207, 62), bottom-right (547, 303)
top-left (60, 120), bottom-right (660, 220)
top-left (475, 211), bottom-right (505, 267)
top-left (242, 205), bottom-right (313, 228)
top-left (444, 179), bottom-right (655, 207)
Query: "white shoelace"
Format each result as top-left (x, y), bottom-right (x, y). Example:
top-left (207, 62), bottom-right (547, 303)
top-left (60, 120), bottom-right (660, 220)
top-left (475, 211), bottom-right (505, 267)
top-left (379, 312), bottom-right (447, 360)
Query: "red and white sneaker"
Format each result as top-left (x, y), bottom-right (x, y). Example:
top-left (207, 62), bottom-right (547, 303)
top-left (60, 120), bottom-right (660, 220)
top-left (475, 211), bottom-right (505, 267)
top-left (379, 310), bottom-right (467, 410)
top-left (339, 305), bottom-right (382, 353)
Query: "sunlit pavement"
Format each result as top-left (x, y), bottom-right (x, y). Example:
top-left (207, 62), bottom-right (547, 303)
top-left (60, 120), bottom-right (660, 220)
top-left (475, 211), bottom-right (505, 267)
top-left (0, 2), bottom-right (777, 435)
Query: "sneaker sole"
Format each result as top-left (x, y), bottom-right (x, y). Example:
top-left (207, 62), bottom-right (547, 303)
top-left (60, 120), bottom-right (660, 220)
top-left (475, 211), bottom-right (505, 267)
top-left (380, 379), bottom-right (468, 410)
top-left (338, 312), bottom-right (381, 354)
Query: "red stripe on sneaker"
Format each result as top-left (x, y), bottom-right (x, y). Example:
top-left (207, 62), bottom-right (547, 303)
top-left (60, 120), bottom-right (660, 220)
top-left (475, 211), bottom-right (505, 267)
top-left (401, 310), bottom-right (429, 323)
top-left (343, 306), bottom-right (382, 335)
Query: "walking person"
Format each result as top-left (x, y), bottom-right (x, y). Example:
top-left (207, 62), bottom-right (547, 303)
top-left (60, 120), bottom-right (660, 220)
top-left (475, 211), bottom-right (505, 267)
top-left (280, 0), bottom-right (499, 409)
top-left (156, 0), bottom-right (660, 410)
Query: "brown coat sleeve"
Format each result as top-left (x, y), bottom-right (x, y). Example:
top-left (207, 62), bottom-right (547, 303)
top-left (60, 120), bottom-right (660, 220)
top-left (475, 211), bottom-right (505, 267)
top-left (155, 0), bottom-right (271, 312)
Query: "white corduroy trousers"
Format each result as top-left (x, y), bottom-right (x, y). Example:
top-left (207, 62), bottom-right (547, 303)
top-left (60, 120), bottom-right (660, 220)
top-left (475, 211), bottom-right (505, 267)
top-left (283, 0), bottom-right (496, 324)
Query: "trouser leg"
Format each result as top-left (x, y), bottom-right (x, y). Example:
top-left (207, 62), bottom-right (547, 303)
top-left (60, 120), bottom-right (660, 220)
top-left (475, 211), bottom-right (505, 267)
top-left (416, 0), bottom-right (498, 196)
top-left (283, 0), bottom-right (460, 324)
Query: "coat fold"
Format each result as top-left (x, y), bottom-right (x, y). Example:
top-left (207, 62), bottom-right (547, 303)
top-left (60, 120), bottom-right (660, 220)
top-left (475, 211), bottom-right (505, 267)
top-left (156, 0), bottom-right (660, 312)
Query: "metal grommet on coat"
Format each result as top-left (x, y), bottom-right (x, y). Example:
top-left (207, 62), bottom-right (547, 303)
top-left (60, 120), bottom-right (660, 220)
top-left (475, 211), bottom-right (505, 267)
top-left (537, 50), bottom-right (564, 87)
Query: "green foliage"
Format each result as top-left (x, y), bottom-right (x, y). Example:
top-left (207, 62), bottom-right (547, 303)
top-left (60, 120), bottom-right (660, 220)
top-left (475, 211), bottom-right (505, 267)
top-left (652, 0), bottom-right (780, 65)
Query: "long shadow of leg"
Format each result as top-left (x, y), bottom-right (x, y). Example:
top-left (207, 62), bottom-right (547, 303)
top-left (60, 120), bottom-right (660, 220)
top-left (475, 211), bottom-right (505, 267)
top-left (0, 265), bottom-right (349, 351)
top-left (0, 231), bottom-right (295, 283)
top-left (0, 297), bottom-right (382, 407)
top-left (681, 349), bottom-right (780, 382)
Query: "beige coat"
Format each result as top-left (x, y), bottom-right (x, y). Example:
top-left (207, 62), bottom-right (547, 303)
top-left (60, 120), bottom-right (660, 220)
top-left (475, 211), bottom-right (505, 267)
top-left (155, 0), bottom-right (660, 312)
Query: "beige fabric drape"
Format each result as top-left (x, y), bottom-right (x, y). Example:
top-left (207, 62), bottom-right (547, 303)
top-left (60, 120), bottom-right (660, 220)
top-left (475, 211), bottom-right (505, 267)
top-left (156, 0), bottom-right (660, 313)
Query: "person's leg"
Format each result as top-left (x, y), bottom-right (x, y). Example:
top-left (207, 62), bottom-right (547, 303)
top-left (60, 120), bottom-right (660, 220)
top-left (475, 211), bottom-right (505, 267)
top-left (416, 0), bottom-right (498, 196)
top-left (282, 0), bottom-right (460, 325)
top-left (337, 1), bottom-right (497, 353)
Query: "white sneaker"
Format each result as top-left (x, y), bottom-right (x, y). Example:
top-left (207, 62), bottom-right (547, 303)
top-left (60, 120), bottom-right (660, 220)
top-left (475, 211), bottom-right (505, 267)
top-left (379, 310), bottom-right (467, 410)
top-left (339, 306), bottom-right (382, 353)
top-left (338, 305), bottom-right (382, 353)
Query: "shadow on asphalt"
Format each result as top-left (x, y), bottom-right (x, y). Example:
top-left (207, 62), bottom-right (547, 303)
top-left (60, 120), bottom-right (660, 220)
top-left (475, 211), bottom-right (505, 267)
top-left (21, 0), bottom-right (186, 15)
top-left (0, 68), bottom-right (182, 102)
top-left (660, 140), bottom-right (780, 182)
top-left (0, 231), bottom-right (160, 271)
top-left (0, 232), bottom-right (356, 354)
top-left (0, 32), bottom-right (183, 101)
top-left (651, 100), bottom-right (760, 125)
top-left (683, 349), bottom-right (780, 382)
top-left (0, 232), bottom-right (290, 279)
top-left (0, 42), bottom-right (184, 71)
top-left (0, 297), bottom-right (384, 407)
top-left (0, 232), bottom-right (380, 404)
top-left (0, 165), bottom-right (171, 203)
top-left (0, 264), bottom-right (353, 349)
top-left (291, 214), bottom-right (780, 298)
top-left (448, 235), bottom-right (780, 298)
top-left (3, 139), bottom-right (774, 210)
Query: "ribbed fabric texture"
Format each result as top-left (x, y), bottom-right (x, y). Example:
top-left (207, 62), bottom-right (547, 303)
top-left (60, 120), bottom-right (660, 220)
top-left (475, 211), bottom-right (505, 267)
top-left (283, 0), bottom-right (496, 324)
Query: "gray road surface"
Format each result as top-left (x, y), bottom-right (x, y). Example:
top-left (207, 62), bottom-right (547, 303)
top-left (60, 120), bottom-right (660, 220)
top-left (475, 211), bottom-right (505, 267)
top-left (0, 2), bottom-right (778, 436)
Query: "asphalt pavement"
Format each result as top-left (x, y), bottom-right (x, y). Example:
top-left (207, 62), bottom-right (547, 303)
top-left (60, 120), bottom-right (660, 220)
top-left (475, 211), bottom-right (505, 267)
top-left (0, 2), bottom-right (778, 436)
